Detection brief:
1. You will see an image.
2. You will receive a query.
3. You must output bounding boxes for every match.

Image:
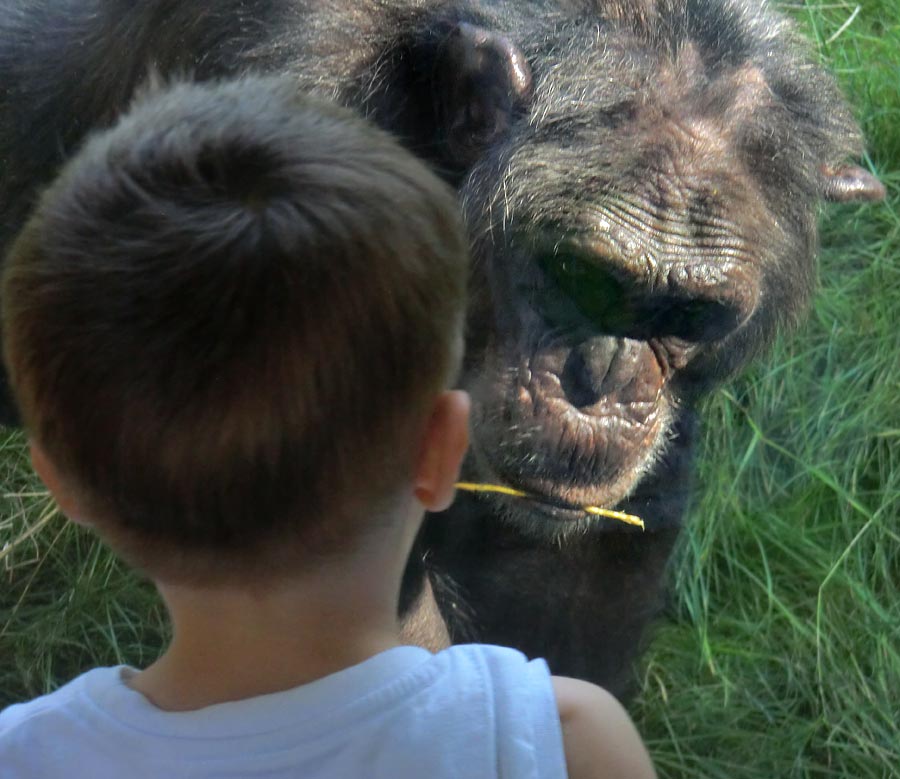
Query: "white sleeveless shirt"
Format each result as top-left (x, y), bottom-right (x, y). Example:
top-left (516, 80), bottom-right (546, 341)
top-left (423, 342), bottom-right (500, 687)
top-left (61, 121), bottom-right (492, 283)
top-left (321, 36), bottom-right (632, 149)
top-left (0, 644), bottom-right (567, 778)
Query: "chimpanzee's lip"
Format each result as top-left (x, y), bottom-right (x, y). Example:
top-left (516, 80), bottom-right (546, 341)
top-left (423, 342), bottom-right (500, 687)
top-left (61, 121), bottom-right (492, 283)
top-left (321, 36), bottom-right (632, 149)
top-left (455, 474), bottom-right (613, 522)
top-left (467, 336), bottom-right (671, 515)
top-left (485, 403), bottom-right (667, 509)
top-left (513, 497), bottom-right (645, 530)
top-left (455, 465), bottom-right (649, 530)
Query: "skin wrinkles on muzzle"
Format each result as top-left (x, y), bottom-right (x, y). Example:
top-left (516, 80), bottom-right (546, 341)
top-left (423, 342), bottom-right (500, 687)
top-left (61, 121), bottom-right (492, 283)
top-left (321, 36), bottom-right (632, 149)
top-left (466, 328), bottom-right (672, 504)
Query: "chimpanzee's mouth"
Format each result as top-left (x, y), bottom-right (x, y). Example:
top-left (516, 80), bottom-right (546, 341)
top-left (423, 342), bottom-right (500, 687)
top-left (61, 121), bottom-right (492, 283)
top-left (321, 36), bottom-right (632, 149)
top-left (467, 334), bottom-right (674, 516)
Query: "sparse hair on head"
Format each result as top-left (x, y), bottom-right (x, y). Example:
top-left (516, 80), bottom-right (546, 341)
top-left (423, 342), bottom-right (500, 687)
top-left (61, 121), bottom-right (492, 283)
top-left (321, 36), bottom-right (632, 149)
top-left (2, 76), bottom-right (469, 583)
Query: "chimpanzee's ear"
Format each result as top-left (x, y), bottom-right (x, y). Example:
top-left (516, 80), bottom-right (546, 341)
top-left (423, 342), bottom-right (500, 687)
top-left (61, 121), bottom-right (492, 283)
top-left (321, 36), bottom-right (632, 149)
top-left (434, 22), bottom-right (533, 169)
top-left (820, 164), bottom-right (886, 203)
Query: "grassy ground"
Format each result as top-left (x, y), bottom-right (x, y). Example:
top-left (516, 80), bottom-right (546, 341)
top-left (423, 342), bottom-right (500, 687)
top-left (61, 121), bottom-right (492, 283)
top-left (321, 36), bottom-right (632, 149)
top-left (1, 0), bottom-right (897, 776)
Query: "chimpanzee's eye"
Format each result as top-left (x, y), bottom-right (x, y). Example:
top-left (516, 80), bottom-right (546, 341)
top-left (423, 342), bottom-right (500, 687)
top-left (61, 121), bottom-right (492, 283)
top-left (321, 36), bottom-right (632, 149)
top-left (537, 251), bottom-right (632, 331)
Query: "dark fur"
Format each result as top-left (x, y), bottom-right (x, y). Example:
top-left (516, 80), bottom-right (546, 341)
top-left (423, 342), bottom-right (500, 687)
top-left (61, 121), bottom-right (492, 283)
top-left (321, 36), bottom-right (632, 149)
top-left (0, 0), bottom-right (877, 696)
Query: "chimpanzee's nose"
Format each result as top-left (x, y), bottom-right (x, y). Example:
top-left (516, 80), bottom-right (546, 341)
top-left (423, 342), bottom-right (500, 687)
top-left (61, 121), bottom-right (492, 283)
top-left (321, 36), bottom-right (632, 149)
top-left (537, 248), bottom-right (757, 343)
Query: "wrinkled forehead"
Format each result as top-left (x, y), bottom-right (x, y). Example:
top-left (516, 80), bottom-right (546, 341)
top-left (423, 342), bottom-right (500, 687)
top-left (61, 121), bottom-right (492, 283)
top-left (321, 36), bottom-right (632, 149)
top-left (506, 20), bottom-right (848, 209)
top-left (526, 22), bottom-right (784, 138)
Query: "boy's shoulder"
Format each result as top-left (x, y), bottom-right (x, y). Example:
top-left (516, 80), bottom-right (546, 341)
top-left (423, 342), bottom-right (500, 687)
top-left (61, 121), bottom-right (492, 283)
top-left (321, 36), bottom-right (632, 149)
top-left (433, 643), bottom-right (567, 777)
top-left (551, 676), bottom-right (657, 779)
top-left (0, 667), bottom-right (113, 731)
top-left (0, 668), bottom-right (98, 724)
top-left (434, 641), bottom-right (556, 701)
top-left (0, 667), bottom-right (124, 773)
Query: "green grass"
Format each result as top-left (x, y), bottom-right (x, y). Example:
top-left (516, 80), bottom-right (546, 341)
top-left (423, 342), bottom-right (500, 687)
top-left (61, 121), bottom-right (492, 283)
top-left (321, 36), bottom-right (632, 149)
top-left (0, 438), bottom-right (168, 702)
top-left (1, 0), bottom-right (898, 776)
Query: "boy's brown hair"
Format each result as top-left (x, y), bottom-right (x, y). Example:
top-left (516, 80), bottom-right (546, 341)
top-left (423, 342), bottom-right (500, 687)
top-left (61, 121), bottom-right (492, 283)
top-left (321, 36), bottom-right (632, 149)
top-left (2, 77), bottom-right (468, 582)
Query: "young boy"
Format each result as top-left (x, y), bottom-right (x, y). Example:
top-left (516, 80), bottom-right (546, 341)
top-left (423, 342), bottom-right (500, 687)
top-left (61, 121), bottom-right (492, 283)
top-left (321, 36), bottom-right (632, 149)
top-left (0, 76), bottom-right (656, 779)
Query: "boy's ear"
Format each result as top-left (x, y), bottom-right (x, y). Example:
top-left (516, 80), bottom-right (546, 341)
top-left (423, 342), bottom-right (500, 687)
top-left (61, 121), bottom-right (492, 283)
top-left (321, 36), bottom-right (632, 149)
top-left (29, 441), bottom-right (91, 526)
top-left (414, 390), bottom-right (470, 512)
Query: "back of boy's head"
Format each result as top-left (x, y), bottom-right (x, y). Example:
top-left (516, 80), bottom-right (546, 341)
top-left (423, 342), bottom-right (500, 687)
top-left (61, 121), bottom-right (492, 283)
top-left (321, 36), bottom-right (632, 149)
top-left (2, 76), bottom-right (468, 583)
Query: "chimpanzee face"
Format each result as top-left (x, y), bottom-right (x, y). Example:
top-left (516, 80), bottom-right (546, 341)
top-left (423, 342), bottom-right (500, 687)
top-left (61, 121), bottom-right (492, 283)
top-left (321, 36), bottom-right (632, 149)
top-left (404, 5), bottom-right (883, 535)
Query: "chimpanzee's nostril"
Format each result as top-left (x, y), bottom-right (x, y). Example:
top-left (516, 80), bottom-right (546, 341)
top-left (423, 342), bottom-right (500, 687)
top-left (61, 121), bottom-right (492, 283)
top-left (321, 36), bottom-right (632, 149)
top-left (560, 347), bottom-right (601, 408)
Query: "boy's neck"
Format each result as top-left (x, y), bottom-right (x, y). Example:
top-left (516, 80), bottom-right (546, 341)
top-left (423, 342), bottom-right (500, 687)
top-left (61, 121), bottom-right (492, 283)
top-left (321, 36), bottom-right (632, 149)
top-left (130, 557), bottom-right (409, 711)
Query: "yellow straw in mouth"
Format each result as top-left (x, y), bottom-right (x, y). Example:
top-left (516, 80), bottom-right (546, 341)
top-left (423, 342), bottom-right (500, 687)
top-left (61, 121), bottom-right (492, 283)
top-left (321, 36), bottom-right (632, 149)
top-left (454, 482), bottom-right (645, 531)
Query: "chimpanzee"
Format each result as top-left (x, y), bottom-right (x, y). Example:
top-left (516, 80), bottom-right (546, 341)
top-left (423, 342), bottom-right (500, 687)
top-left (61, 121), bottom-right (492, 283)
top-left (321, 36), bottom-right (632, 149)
top-left (0, 0), bottom-right (883, 697)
